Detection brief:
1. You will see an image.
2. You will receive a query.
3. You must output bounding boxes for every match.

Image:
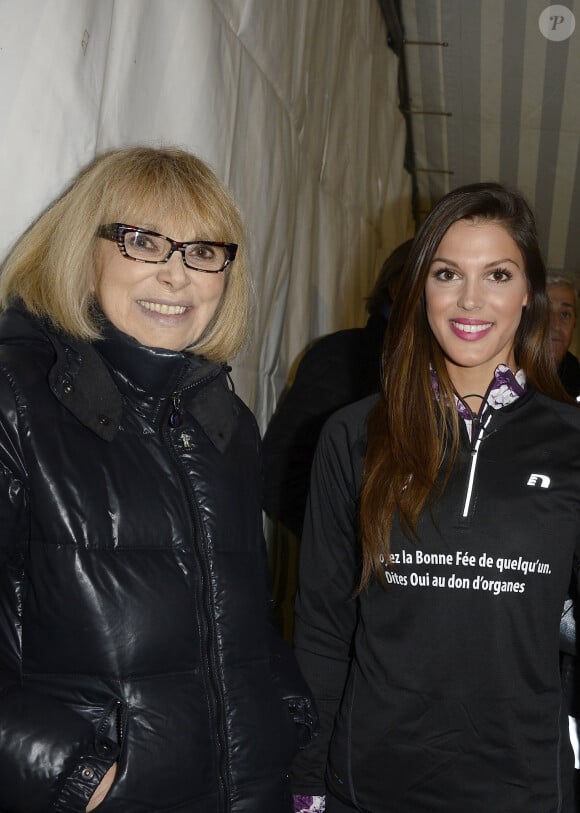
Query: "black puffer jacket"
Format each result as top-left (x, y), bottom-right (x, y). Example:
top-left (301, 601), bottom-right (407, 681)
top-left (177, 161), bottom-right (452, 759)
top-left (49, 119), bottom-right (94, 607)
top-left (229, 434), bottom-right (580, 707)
top-left (0, 306), bottom-right (316, 813)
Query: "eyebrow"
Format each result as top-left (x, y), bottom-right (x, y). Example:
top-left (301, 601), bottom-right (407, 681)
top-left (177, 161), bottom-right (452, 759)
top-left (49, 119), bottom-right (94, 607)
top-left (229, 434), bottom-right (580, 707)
top-left (129, 224), bottom-right (209, 241)
top-left (552, 300), bottom-right (575, 309)
top-left (136, 223), bottom-right (162, 233)
top-left (431, 256), bottom-right (521, 269)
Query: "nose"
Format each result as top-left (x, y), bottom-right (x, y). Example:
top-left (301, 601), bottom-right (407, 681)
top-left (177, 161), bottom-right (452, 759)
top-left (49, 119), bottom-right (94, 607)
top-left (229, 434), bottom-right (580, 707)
top-left (457, 277), bottom-right (482, 311)
top-left (156, 251), bottom-right (190, 289)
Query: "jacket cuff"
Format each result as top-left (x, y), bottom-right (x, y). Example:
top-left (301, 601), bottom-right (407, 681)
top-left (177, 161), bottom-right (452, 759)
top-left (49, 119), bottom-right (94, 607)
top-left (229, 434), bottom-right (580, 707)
top-left (286, 695), bottom-right (320, 749)
top-left (53, 737), bottom-right (119, 812)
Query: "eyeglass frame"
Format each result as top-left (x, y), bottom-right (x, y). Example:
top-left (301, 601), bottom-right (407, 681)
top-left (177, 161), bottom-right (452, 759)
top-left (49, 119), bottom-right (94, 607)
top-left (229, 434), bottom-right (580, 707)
top-left (97, 223), bottom-right (237, 273)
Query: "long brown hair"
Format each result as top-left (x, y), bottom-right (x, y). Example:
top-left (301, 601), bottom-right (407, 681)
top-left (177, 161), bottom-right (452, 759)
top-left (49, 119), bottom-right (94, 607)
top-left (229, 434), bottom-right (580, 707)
top-left (359, 182), bottom-right (568, 588)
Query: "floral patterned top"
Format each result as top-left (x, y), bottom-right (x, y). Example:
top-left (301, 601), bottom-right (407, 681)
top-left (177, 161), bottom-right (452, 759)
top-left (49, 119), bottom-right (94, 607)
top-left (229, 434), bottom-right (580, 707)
top-left (293, 795), bottom-right (326, 812)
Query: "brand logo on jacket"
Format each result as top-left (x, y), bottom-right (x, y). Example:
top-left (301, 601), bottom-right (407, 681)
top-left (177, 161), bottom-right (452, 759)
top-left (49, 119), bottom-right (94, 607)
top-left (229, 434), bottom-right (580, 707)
top-left (526, 473), bottom-right (551, 488)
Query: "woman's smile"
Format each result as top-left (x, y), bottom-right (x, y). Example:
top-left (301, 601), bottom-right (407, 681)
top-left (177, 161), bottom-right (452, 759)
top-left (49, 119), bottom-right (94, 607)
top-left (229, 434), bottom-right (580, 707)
top-left (449, 318), bottom-right (493, 340)
top-left (425, 218), bottom-right (529, 394)
top-left (136, 299), bottom-right (190, 316)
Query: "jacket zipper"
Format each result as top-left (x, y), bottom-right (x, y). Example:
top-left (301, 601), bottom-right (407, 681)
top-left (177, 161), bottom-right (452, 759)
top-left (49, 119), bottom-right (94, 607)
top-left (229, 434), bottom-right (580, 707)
top-left (461, 411), bottom-right (493, 518)
top-left (162, 373), bottom-right (231, 811)
top-left (168, 366), bottom-right (223, 427)
top-left (96, 697), bottom-right (127, 747)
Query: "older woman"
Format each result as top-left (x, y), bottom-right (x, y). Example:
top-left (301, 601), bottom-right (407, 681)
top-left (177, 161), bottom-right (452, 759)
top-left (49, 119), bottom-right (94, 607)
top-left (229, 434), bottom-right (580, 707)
top-left (0, 146), bottom-right (316, 812)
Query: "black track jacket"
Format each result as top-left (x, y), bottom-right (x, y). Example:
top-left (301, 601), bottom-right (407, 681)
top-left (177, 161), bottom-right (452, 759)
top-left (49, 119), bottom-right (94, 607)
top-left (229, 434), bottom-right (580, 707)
top-left (293, 388), bottom-right (580, 812)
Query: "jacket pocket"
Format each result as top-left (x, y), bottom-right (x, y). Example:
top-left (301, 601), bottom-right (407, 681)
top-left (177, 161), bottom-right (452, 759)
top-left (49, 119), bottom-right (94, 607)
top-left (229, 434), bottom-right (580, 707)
top-left (52, 698), bottom-right (126, 813)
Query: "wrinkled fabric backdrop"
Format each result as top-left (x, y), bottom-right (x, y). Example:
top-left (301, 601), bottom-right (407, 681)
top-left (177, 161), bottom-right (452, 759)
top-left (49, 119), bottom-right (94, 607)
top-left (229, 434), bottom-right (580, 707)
top-left (0, 0), bottom-right (413, 428)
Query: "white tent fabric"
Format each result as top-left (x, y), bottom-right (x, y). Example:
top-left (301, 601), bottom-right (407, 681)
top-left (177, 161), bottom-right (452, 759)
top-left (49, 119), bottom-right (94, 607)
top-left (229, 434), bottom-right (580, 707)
top-left (0, 0), bottom-right (412, 429)
top-left (400, 0), bottom-right (580, 275)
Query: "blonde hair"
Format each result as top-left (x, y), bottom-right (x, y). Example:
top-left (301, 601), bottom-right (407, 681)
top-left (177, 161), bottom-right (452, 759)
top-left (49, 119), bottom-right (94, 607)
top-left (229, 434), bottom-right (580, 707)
top-left (0, 146), bottom-right (252, 361)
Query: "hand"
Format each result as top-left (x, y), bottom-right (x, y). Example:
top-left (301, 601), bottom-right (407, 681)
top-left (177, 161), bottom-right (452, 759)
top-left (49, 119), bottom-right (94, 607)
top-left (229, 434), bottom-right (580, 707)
top-left (86, 763), bottom-right (118, 811)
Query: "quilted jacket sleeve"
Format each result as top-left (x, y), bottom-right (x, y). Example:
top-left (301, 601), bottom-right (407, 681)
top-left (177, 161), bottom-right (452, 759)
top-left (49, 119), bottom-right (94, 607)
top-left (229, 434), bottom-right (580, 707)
top-left (0, 369), bottom-right (118, 812)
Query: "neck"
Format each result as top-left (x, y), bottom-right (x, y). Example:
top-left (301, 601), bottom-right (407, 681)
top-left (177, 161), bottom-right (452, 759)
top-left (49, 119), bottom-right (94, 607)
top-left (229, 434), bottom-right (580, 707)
top-left (446, 360), bottom-right (516, 402)
top-left (457, 392), bottom-right (486, 415)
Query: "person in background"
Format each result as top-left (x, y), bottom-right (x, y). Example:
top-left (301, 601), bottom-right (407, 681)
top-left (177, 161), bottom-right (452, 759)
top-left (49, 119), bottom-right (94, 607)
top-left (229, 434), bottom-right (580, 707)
top-left (547, 271), bottom-right (580, 399)
top-left (263, 239), bottom-right (413, 638)
top-left (263, 239), bottom-right (413, 540)
top-left (0, 146), bottom-right (316, 813)
top-left (546, 271), bottom-right (580, 809)
top-left (292, 182), bottom-right (580, 812)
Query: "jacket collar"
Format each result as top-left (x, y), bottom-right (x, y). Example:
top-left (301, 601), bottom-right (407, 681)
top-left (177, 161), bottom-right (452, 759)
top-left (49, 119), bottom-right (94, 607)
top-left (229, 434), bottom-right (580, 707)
top-left (430, 363), bottom-right (527, 421)
top-left (94, 321), bottom-right (237, 451)
top-left (0, 306), bottom-right (236, 450)
top-left (95, 319), bottom-right (223, 399)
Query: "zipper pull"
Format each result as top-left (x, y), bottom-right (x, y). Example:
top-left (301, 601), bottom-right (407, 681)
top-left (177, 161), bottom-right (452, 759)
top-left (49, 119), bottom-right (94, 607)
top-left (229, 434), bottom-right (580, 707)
top-left (169, 394), bottom-right (183, 427)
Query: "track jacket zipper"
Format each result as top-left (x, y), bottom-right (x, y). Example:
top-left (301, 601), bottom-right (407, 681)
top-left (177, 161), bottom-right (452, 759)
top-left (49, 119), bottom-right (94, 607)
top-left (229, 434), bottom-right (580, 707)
top-left (461, 408), bottom-right (493, 518)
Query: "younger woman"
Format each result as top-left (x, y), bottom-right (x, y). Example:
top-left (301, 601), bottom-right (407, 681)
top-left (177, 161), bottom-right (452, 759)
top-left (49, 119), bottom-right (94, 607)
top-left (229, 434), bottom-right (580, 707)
top-left (292, 183), bottom-right (579, 812)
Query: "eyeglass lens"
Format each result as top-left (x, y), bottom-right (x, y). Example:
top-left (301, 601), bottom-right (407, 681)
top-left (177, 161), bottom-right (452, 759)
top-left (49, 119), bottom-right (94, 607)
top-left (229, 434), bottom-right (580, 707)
top-left (123, 230), bottom-right (229, 271)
